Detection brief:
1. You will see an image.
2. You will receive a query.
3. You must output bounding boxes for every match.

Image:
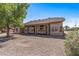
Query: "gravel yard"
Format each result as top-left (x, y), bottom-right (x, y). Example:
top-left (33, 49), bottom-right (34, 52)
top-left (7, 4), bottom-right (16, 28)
top-left (0, 33), bottom-right (64, 56)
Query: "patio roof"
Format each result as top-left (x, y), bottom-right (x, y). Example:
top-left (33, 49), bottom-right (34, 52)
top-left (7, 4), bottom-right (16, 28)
top-left (25, 17), bottom-right (65, 25)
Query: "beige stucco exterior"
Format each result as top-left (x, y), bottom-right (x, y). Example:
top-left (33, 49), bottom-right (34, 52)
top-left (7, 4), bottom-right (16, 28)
top-left (50, 22), bottom-right (63, 35)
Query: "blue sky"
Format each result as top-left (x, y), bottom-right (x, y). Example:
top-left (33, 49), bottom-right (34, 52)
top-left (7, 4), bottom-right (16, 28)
top-left (23, 3), bottom-right (79, 27)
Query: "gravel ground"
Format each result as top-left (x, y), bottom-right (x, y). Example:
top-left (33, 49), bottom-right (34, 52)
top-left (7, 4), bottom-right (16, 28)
top-left (0, 33), bottom-right (65, 56)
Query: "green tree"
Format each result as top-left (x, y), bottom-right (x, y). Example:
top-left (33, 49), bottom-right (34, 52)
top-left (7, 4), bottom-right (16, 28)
top-left (0, 3), bottom-right (29, 37)
top-left (64, 25), bottom-right (70, 31)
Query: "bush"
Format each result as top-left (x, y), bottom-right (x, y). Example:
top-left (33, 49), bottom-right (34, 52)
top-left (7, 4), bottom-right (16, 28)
top-left (19, 24), bottom-right (25, 33)
top-left (65, 30), bottom-right (79, 56)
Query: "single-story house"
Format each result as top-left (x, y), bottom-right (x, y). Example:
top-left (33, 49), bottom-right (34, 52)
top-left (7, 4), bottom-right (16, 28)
top-left (24, 17), bottom-right (65, 36)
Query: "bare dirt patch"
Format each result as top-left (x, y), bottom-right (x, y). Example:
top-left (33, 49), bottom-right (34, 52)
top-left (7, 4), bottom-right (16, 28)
top-left (0, 33), bottom-right (64, 56)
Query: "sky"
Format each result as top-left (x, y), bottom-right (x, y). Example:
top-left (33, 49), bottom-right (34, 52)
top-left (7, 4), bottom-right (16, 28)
top-left (23, 3), bottom-right (79, 28)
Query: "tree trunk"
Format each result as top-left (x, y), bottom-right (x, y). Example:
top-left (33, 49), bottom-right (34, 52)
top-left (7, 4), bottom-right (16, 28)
top-left (6, 23), bottom-right (10, 37)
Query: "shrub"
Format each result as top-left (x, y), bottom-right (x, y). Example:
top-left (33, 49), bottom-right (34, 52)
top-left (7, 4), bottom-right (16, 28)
top-left (65, 30), bottom-right (79, 56)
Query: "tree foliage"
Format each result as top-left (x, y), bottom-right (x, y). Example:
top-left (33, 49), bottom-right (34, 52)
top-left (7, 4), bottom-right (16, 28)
top-left (0, 3), bottom-right (29, 37)
top-left (64, 25), bottom-right (70, 31)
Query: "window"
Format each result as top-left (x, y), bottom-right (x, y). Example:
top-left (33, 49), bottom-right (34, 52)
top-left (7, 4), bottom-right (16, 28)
top-left (52, 27), bottom-right (58, 32)
top-left (60, 26), bottom-right (62, 32)
top-left (40, 25), bottom-right (44, 30)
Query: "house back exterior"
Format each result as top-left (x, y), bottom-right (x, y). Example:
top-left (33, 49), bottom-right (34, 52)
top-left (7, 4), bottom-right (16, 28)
top-left (24, 17), bottom-right (65, 36)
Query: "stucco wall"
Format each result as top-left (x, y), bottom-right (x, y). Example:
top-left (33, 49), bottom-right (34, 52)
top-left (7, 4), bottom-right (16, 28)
top-left (50, 22), bottom-right (64, 35)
